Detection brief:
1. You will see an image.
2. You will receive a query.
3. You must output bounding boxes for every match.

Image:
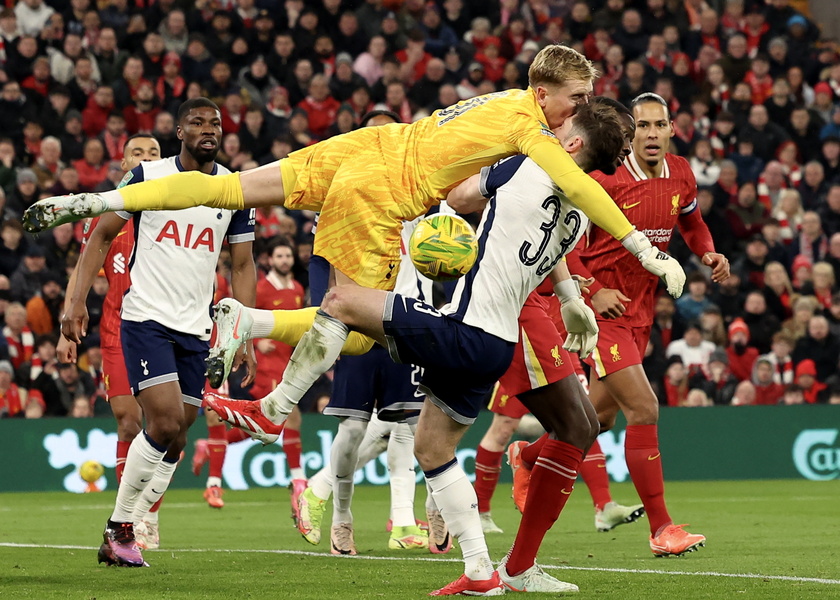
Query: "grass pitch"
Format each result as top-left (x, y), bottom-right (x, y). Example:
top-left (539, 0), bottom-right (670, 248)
top-left (1, 479), bottom-right (838, 600)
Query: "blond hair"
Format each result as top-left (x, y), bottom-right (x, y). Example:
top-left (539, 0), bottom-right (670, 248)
top-left (528, 44), bottom-right (598, 88)
top-left (813, 261), bottom-right (836, 287)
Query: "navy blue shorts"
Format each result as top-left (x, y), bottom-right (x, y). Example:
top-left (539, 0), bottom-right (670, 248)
top-left (121, 320), bottom-right (209, 406)
top-left (309, 254), bottom-right (330, 306)
top-left (326, 344), bottom-right (424, 422)
top-left (382, 293), bottom-right (514, 425)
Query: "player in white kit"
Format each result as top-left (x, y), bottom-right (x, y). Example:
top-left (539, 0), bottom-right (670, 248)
top-left (205, 101), bottom-right (637, 595)
top-left (60, 98), bottom-right (257, 568)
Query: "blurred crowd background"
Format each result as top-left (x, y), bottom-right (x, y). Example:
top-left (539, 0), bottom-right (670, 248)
top-left (1, 0), bottom-right (840, 420)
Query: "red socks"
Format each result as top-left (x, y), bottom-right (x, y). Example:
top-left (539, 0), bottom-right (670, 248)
top-left (474, 445), bottom-right (504, 513)
top-left (578, 439), bottom-right (612, 510)
top-left (225, 428), bottom-right (250, 444)
top-left (116, 440), bottom-right (131, 483)
top-left (520, 433), bottom-right (548, 468)
top-left (207, 424), bottom-right (228, 479)
top-left (505, 440), bottom-right (583, 576)
top-left (283, 427), bottom-right (302, 471)
top-left (625, 424), bottom-right (670, 535)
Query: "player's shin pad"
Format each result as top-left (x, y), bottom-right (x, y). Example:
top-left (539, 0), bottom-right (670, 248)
top-left (121, 172), bottom-right (245, 212)
top-left (621, 230), bottom-right (686, 298)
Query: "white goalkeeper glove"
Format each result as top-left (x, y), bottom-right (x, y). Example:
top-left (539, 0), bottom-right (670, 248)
top-left (555, 278), bottom-right (599, 357)
top-left (621, 230), bottom-right (686, 298)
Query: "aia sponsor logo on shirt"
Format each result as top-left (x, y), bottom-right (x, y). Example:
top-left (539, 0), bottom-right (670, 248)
top-left (155, 220), bottom-right (216, 251)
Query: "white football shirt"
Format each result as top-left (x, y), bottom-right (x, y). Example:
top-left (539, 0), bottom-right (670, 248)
top-left (440, 155), bottom-right (589, 342)
top-left (117, 156), bottom-right (255, 340)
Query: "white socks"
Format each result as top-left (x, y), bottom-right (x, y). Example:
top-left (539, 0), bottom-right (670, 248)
top-left (331, 418), bottom-right (368, 525)
top-left (388, 423), bottom-right (417, 528)
top-left (132, 458), bottom-right (178, 522)
top-left (99, 189), bottom-right (125, 211)
top-left (426, 460), bottom-right (493, 581)
top-left (262, 311), bottom-right (348, 423)
top-left (308, 464), bottom-right (333, 501)
top-left (111, 431), bottom-right (165, 523)
top-left (249, 308), bottom-right (276, 338)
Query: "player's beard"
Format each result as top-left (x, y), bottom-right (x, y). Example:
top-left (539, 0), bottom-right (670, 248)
top-left (189, 141), bottom-right (220, 165)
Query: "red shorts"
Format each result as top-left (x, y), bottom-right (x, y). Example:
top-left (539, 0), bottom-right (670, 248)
top-left (584, 320), bottom-right (651, 379)
top-left (497, 291), bottom-right (576, 398)
top-left (102, 342), bottom-right (131, 399)
top-left (488, 382), bottom-right (530, 419)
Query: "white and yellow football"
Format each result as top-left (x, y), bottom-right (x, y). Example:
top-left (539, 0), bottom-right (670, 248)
top-left (408, 214), bottom-right (478, 282)
top-left (79, 460), bottom-right (105, 483)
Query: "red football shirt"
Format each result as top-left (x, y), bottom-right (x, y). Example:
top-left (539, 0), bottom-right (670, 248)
top-left (81, 217), bottom-right (134, 349)
top-left (577, 153), bottom-right (698, 328)
top-left (250, 273), bottom-right (305, 399)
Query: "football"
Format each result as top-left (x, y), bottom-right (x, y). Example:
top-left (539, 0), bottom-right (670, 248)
top-left (79, 460), bottom-right (105, 483)
top-left (408, 214), bottom-right (479, 282)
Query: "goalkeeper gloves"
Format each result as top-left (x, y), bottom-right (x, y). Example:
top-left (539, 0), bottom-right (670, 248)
top-left (555, 278), bottom-right (599, 357)
top-left (621, 230), bottom-right (686, 298)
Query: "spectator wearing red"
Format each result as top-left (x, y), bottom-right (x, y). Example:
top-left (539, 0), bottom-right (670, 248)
top-left (794, 359), bottom-right (828, 404)
top-left (156, 52), bottom-right (186, 112)
top-left (751, 357), bottom-right (785, 405)
top-left (663, 356), bottom-right (689, 407)
top-left (498, 15), bottom-right (528, 61)
top-left (744, 54), bottom-right (774, 105)
top-left (21, 56), bottom-right (55, 104)
top-left (740, 5), bottom-right (771, 56)
top-left (3, 302), bottom-right (34, 370)
top-left (475, 36), bottom-right (506, 83)
top-left (221, 92), bottom-right (247, 135)
top-left (684, 8), bottom-right (722, 58)
top-left (100, 112), bottom-right (128, 161)
top-left (582, 27), bottom-right (611, 63)
top-left (726, 318), bottom-right (759, 382)
top-left (82, 85), bottom-right (115, 138)
top-left (776, 141), bottom-right (802, 187)
top-left (72, 138), bottom-right (109, 191)
top-left (0, 360), bottom-right (25, 417)
top-left (395, 29), bottom-right (431, 86)
top-left (297, 74), bottom-right (340, 139)
top-left (123, 80), bottom-right (161, 135)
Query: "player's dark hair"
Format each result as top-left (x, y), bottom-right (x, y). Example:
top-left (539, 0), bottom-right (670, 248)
top-left (123, 132), bottom-right (158, 152)
top-left (567, 102), bottom-right (625, 175)
top-left (266, 235), bottom-right (294, 254)
top-left (630, 92), bottom-right (671, 119)
top-left (591, 96), bottom-right (631, 116)
top-left (360, 109), bottom-right (400, 127)
top-left (177, 98), bottom-right (221, 123)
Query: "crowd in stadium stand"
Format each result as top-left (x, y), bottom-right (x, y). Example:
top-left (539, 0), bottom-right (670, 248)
top-left (1, 0), bottom-right (840, 419)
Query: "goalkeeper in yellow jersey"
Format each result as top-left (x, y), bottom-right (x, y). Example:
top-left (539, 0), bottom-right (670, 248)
top-left (26, 44), bottom-right (684, 434)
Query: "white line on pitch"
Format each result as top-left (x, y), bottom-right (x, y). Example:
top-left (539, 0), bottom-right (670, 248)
top-left (1, 543), bottom-right (838, 586)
